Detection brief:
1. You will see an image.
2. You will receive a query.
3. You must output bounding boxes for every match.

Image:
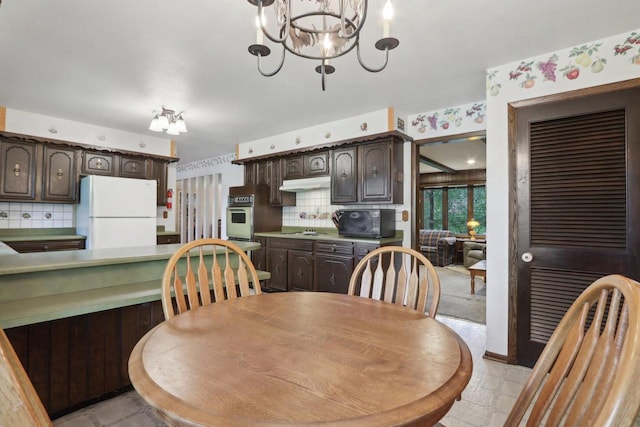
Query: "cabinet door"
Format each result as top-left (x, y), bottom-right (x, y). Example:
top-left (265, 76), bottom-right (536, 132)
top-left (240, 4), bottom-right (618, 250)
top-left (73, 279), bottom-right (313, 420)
top-left (256, 161), bottom-right (271, 186)
top-left (82, 151), bottom-right (115, 176)
top-left (266, 247), bottom-right (288, 291)
top-left (269, 159), bottom-right (295, 206)
top-left (0, 139), bottom-right (36, 200)
top-left (288, 250), bottom-right (314, 291)
top-left (360, 141), bottom-right (391, 202)
top-left (251, 237), bottom-right (267, 272)
top-left (304, 151), bottom-right (329, 176)
top-left (151, 160), bottom-right (168, 206)
top-left (42, 145), bottom-right (77, 202)
top-left (283, 156), bottom-right (304, 179)
top-left (331, 147), bottom-right (357, 203)
top-left (244, 162), bottom-right (256, 186)
top-left (119, 156), bottom-right (147, 178)
top-left (315, 254), bottom-right (353, 294)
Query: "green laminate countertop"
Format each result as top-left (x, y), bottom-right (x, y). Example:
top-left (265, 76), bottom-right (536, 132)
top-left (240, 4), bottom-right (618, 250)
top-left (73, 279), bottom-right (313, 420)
top-left (254, 230), bottom-right (403, 244)
top-left (0, 227), bottom-right (86, 242)
top-left (0, 241), bottom-right (18, 256)
top-left (0, 240), bottom-right (261, 276)
top-left (0, 240), bottom-right (266, 328)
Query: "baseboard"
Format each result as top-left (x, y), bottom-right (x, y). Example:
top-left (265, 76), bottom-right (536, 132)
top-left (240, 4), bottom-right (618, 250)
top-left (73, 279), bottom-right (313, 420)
top-left (483, 351), bottom-right (509, 363)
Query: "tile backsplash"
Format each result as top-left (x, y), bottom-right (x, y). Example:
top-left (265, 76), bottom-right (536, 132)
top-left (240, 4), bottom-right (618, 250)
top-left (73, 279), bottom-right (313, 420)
top-left (0, 202), bottom-right (74, 229)
top-left (282, 188), bottom-right (403, 230)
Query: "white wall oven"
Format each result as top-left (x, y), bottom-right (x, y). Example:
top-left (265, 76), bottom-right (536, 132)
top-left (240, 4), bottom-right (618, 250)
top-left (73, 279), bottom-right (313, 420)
top-left (226, 195), bottom-right (254, 240)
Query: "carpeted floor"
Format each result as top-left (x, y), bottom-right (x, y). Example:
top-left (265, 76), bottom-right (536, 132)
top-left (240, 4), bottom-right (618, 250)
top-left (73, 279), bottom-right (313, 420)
top-left (433, 265), bottom-right (486, 324)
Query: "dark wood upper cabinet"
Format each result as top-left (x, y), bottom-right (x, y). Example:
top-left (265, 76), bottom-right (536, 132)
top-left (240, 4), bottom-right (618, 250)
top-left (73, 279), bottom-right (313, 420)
top-left (0, 138), bottom-right (36, 200)
top-left (283, 156), bottom-right (304, 180)
top-left (304, 152), bottom-right (329, 176)
top-left (82, 151), bottom-right (115, 176)
top-left (119, 156), bottom-right (148, 179)
top-left (331, 146), bottom-right (357, 204)
top-left (269, 159), bottom-right (295, 206)
top-left (359, 142), bottom-right (392, 203)
top-left (256, 160), bottom-right (271, 186)
top-left (42, 145), bottom-right (77, 202)
top-left (332, 138), bottom-right (403, 204)
top-left (150, 159), bottom-right (168, 206)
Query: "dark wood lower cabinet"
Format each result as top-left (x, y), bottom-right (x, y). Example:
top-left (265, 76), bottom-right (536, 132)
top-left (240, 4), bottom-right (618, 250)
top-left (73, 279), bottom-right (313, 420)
top-left (4, 300), bottom-right (165, 419)
top-left (315, 255), bottom-right (353, 294)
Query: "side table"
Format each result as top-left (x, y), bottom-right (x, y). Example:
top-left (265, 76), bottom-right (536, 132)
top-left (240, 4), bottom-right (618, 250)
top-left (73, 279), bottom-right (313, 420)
top-left (468, 259), bottom-right (486, 294)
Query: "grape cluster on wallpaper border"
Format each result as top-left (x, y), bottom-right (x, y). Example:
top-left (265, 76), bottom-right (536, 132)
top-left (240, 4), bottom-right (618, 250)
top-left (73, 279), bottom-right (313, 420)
top-left (487, 30), bottom-right (640, 96)
top-left (411, 102), bottom-right (485, 133)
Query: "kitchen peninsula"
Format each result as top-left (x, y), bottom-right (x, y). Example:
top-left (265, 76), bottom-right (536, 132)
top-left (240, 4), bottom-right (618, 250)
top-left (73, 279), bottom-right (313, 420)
top-left (0, 241), bottom-right (267, 417)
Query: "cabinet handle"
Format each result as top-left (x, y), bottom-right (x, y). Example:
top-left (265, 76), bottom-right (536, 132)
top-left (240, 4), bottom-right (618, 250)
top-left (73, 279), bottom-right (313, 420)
top-left (14, 164), bottom-right (21, 177)
top-left (329, 274), bottom-right (335, 285)
top-left (131, 163), bottom-right (137, 172)
top-left (296, 268), bottom-right (303, 280)
top-left (275, 265), bottom-right (280, 275)
top-left (332, 244), bottom-right (336, 252)
top-left (341, 172), bottom-right (347, 178)
top-left (57, 168), bottom-right (64, 180)
top-left (372, 165), bottom-right (378, 177)
top-left (96, 159), bottom-right (103, 169)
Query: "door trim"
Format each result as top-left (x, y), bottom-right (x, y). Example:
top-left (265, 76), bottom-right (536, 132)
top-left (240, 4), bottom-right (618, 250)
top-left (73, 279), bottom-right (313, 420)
top-left (507, 77), bottom-right (640, 363)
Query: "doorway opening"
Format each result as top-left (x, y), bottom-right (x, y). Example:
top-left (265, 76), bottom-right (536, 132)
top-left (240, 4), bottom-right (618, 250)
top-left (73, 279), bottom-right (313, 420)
top-left (415, 132), bottom-right (487, 323)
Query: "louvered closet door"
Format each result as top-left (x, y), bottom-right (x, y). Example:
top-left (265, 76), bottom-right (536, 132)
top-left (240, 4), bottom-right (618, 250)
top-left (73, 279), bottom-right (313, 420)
top-left (515, 87), bottom-right (640, 367)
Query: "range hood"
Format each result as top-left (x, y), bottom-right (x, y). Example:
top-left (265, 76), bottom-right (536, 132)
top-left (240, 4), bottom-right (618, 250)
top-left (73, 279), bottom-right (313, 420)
top-left (279, 176), bottom-right (331, 192)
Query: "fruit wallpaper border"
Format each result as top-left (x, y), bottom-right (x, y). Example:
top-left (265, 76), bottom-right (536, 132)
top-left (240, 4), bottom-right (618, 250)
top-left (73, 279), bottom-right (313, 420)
top-left (487, 29), bottom-right (640, 97)
top-left (407, 100), bottom-right (487, 139)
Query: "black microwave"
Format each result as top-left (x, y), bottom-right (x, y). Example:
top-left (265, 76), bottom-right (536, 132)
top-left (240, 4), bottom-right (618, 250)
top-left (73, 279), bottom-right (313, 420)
top-left (337, 209), bottom-right (395, 238)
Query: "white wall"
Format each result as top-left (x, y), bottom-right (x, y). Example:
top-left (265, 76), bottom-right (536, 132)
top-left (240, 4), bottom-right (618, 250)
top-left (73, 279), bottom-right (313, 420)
top-left (176, 153), bottom-right (244, 239)
top-left (2, 108), bottom-right (177, 230)
top-left (485, 28), bottom-right (640, 356)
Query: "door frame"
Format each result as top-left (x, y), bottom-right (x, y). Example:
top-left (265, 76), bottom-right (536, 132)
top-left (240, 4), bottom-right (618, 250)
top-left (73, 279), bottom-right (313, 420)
top-left (506, 77), bottom-right (640, 363)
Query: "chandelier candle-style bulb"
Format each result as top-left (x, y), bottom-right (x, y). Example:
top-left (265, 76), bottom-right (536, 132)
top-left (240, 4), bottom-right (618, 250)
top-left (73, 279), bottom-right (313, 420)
top-left (383, 0), bottom-right (393, 38)
top-left (255, 15), bottom-right (264, 45)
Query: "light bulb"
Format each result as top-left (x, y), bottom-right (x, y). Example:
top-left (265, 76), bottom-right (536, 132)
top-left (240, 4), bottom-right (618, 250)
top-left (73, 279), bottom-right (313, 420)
top-left (157, 114), bottom-right (169, 130)
top-left (166, 121), bottom-right (180, 135)
top-left (175, 115), bottom-right (187, 133)
top-left (149, 115), bottom-right (163, 132)
top-left (382, 0), bottom-right (393, 38)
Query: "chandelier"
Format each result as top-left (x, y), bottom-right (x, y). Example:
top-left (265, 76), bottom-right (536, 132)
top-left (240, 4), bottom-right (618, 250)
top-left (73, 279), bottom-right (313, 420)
top-left (247, 0), bottom-right (398, 91)
top-left (149, 107), bottom-right (187, 136)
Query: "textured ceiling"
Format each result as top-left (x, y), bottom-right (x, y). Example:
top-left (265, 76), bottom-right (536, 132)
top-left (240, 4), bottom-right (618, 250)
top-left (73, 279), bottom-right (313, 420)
top-left (0, 1), bottom-right (638, 165)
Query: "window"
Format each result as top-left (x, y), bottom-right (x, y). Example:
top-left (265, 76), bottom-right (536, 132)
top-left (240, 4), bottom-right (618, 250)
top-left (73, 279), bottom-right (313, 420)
top-left (422, 185), bottom-right (486, 234)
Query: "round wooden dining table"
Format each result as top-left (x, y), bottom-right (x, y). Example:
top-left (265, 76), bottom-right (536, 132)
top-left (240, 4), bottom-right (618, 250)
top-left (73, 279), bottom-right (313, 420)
top-left (128, 292), bottom-right (472, 426)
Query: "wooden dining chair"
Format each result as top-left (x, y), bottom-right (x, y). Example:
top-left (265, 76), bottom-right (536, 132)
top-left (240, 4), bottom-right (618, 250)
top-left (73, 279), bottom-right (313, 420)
top-left (161, 238), bottom-right (262, 319)
top-left (347, 246), bottom-right (441, 316)
top-left (0, 327), bottom-right (52, 427)
top-left (505, 274), bottom-right (640, 426)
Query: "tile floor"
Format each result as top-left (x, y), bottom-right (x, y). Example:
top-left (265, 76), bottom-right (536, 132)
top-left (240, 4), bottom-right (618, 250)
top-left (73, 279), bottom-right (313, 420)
top-left (52, 315), bottom-right (640, 427)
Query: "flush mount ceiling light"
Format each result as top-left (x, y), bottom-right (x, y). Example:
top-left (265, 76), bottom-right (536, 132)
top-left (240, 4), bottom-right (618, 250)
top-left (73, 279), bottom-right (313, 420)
top-left (247, 0), bottom-right (399, 91)
top-left (149, 107), bottom-right (187, 136)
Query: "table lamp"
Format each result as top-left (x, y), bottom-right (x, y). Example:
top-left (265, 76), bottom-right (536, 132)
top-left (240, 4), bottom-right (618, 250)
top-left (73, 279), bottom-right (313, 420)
top-left (467, 218), bottom-right (480, 240)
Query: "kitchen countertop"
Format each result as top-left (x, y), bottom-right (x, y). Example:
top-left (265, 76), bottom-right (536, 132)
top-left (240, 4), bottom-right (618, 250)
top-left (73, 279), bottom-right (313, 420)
top-left (0, 240), bottom-right (260, 276)
top-left (0, 241), bottom-right (18, 256)
top-left (254, 230), bottom-right (403, 244)
top-left (0, 240), bottom-right (265, 328)
top-left (0, 227), bottom-right (86, 242)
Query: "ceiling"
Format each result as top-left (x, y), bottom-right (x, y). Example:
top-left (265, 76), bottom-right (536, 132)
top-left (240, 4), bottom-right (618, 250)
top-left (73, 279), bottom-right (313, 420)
top-left (0, 1), bottom-right (638, 165)
top-left (419, 136), bottom-right (486, 174)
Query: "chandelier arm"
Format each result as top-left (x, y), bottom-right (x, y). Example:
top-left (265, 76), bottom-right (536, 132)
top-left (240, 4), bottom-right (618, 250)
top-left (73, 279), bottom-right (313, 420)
top-left (321, 63), bottom-right (327, 91)
top-left (340, 0), bottom-right (368, 41)
top-left (356, 42), bottom-right (390, 73)
top-left (258, 0), bottom-right (290, 44)
top-left (256, 47), bottom-right (286, 77)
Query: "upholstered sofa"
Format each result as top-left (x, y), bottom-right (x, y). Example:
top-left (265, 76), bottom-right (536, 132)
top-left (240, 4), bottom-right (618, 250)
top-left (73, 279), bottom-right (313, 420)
top-left (418, 229), bottom-right (456, 267)
top-left (463, 241), bottom-right (486, 268)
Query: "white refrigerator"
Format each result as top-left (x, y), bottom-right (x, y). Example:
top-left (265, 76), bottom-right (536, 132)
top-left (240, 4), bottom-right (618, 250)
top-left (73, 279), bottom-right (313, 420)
top-left (76, 175), bottom-right (157, 249)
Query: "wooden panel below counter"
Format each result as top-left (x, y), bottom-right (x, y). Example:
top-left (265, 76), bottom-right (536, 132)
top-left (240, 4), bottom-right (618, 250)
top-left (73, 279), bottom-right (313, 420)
top-left (5, 301), bottom-right (165, 418)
